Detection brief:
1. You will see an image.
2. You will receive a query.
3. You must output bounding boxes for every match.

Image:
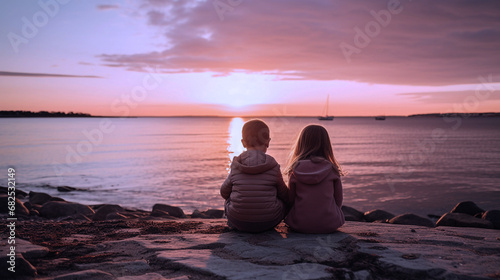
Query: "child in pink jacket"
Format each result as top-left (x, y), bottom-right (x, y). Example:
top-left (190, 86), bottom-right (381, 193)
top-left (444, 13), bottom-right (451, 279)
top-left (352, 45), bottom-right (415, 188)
top-left (284, 125), bottom-right (345, 233)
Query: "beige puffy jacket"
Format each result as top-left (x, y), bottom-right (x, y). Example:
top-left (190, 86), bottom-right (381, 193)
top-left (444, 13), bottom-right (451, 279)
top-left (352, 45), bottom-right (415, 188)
top-left (220, 150), bottom-right (289, 223)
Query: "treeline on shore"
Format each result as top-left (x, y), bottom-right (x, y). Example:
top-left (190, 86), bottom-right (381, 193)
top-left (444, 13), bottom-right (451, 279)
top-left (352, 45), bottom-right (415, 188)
top-left (0, 110), bottom-right (92, 118)
top-left (408, 112), bottom-right (500, 118)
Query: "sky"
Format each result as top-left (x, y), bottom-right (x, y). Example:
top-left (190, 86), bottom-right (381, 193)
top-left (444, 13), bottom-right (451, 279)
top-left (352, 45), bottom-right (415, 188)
top-left (0, 0), bottom-right (499, 117)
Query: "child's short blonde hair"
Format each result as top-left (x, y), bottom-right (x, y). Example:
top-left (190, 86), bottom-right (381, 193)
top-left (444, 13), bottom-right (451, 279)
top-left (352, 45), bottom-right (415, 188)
top-left (242, 119), bottom-right (270, 147)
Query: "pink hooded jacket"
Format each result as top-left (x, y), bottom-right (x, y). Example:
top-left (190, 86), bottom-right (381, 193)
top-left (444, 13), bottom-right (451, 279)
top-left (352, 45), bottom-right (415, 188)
top-left (220, 150), bottom-right (289, 223)
top-left (285, 157), bottom-right (344, 233)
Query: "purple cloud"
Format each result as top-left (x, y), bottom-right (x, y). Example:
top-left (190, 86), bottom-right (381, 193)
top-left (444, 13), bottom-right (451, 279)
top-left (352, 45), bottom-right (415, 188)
top-left (97, 4), bottom-right (119, 11)
top-left (0, 71), bottom-right (101, 78)
top-left (99, 0), bottom-right (500, 86)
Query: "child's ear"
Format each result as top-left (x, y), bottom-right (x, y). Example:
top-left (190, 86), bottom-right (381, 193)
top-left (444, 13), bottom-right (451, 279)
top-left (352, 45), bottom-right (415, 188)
top-left (241, 139), bottom-right (247, 148)
top-left (265, 138), bottom-right (271, 148)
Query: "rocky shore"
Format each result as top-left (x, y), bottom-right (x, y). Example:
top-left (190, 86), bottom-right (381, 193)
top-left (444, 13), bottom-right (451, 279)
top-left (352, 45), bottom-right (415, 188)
top-left (1, 186), bottom-right (499, 279)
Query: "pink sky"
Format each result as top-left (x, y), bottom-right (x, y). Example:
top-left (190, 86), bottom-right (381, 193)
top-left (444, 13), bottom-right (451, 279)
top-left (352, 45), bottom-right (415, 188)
top-left (0, 0), bottom-right (499, 116)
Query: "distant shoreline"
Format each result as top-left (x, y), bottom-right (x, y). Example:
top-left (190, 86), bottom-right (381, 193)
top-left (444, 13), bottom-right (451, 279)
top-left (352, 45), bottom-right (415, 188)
top-left (408, 112), bottom-right (500, 118)
top-left (0, 110), bottom-right (92, 118)
top-left (1, 110), bottom-right (500, 118)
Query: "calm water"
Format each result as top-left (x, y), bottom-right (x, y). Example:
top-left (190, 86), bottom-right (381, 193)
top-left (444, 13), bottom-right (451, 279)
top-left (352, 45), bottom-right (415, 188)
top-left (1, 117), bottom-right (499, 216)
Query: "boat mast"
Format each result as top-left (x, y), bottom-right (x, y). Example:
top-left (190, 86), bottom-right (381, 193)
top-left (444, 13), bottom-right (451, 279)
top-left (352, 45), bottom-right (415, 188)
top-left (326, 94), bottom-right (330, 117)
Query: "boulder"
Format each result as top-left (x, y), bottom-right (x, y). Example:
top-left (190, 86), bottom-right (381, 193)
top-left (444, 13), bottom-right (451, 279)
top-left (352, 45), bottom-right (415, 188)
top-left (0, 254), bottom-right (37, 278)
top-left (191, 209), bottom-right (204, 218)
top-left (205, 209), bottom-right (224, 218)
top-left (152, 204), bottom-right (186, 218)
top-left (342, 206), bottom-right (364, 221)
top-left (60, 214), bottom-right (92, 222)
top-left (30, 203), bottom-right (43, 212)
top-left (24, 201), bottom-right (33, 211)
top-left (105, 212), bottom-right (128, 220)
top-left (54, 269), bottom-right (114, 280)
top-left (29, 191), bottom-right (53, 205)
top-left (92, 204), bottom-right (125, 221)
top-left (0, 194), bottom-right (30, 216)
top-left (450, 201), bottom-right (484, 216)
top-left (191, 209), bottom-right (224, 219)
top-left (17, 239), bottom-right (49, 260)
top-left (364, 209), bottom-right (395, 222)
top-left (57, 186), bottom-right (77, 192)
top-left (436, 212), bottom-right (493, 229)
top-left (482, 210), bottom-right (500, 229)
top-left (150, 209), bottom-right (177, 219)
top-left (389, 213), bottom-right (434, 227)
top-left (0, 185), bottom-right (27, 198)
top-left (40, 201), bottom-right (95, 219)
top-left (29, 191), bottom-right (65, 205)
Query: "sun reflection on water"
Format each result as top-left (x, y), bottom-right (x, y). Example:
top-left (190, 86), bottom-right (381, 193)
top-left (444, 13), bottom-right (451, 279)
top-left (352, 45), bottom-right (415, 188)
top-left (227, 117), bottom-right (245, 171)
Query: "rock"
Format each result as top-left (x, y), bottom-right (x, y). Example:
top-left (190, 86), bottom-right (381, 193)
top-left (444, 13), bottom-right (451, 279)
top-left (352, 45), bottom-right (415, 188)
top-left (205, 209), bottom-right (224, 218)
top-left (450, 201), bottom-right (484, 216)
top-left (482, 210), bottom-right (500, 229)
top-left (0, 253), bottom-right (37, 278)
top-left (427, 214), bottom-right (441, 219)
top-left (191, 209), bottom-right (204, 218)
top-left (150, 209), bottom-right (177, 219)
top-left (152, 204), bottom-right (186, 218)
top-left (29, 191), bottom-right (53, 205)
top-left (54, 269), bottom-right (114, 280)
top-left (30, 203), bottom-right (42, 211)
top-left (364, 209), bottom-right (395, 222)
top-left (9, 218), bottom-right (500, 280)
top-left (353, 270), bottom-right (373, 280)
top-left (93, 204), bottom-right (125, 221)
top-left (17, 239), bottom-right (49, 259)
top-left (105, 212), bottom-right (128, 220)
top-left (191, 209), bottom-right (224, 219)
top-left (157, 249), bottom-right (333, 280)
top-left (61, 214), bottom-right (92, 222)
top-left (29, 191), bottom-right (65, 205)
top-left (389, 213), bottom-right (435, 227)
top-left (57, 186), bottom-right (77, 192)
top-left (342, 205), bottom-right (364, 221)
top-left (118, 273), bottom-right (172, 280)
top-left (24, 201), bottom-right (33, 211)
top-left (76, 260), bottom-right (151, 276)
top-left (0, 194), bottom-right (30, 216)
top-left (436, 212), bottom-right (493, 229)
top-left (40, 201), bottom-right (95, 219)
top-left (0, 185), bottom-right (27, 197)
top-left (123, 212), bottom-right (139, 219)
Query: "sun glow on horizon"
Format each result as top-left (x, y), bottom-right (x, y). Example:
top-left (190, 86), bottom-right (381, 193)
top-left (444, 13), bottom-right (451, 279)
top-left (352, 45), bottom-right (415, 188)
top-left (227, 117), bottom-right (245, 171)
top-left (198, 73), bottom-right (275, 109)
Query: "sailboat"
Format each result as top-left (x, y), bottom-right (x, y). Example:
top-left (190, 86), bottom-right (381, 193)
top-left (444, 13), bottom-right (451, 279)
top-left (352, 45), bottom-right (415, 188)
top-left (318, 94), bottom-right (334, 121)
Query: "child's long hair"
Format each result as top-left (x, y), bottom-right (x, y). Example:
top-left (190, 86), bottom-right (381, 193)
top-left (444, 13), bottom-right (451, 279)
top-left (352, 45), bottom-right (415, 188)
top-left (285, 125), bottom-right (344, 176)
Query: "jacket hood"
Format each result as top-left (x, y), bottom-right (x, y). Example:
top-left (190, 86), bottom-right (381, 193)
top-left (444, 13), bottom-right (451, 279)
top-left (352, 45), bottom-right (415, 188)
top-left (292, 157), bottom-right (337, 184)
top-left (231, 150), bottom-right (278, 174)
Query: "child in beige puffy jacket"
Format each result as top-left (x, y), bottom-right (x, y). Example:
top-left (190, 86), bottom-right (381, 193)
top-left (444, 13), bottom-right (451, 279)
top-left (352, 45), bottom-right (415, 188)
top-left (220, 119), bottom-right (289, 232)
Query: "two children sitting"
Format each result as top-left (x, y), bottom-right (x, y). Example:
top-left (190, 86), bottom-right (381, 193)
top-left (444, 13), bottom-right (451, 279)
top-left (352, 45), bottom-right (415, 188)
top-left (221, 119), bottom-right (345, 233)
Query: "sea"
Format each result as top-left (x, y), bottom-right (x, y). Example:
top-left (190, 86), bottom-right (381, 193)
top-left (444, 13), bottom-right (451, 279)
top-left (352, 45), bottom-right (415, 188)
top-left (1, 116), bottom-right (499, 217)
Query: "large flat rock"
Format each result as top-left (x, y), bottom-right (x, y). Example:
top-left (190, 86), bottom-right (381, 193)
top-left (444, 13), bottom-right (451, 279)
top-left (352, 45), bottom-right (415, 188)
top-left (42, 221), bottom-right (500, 279)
